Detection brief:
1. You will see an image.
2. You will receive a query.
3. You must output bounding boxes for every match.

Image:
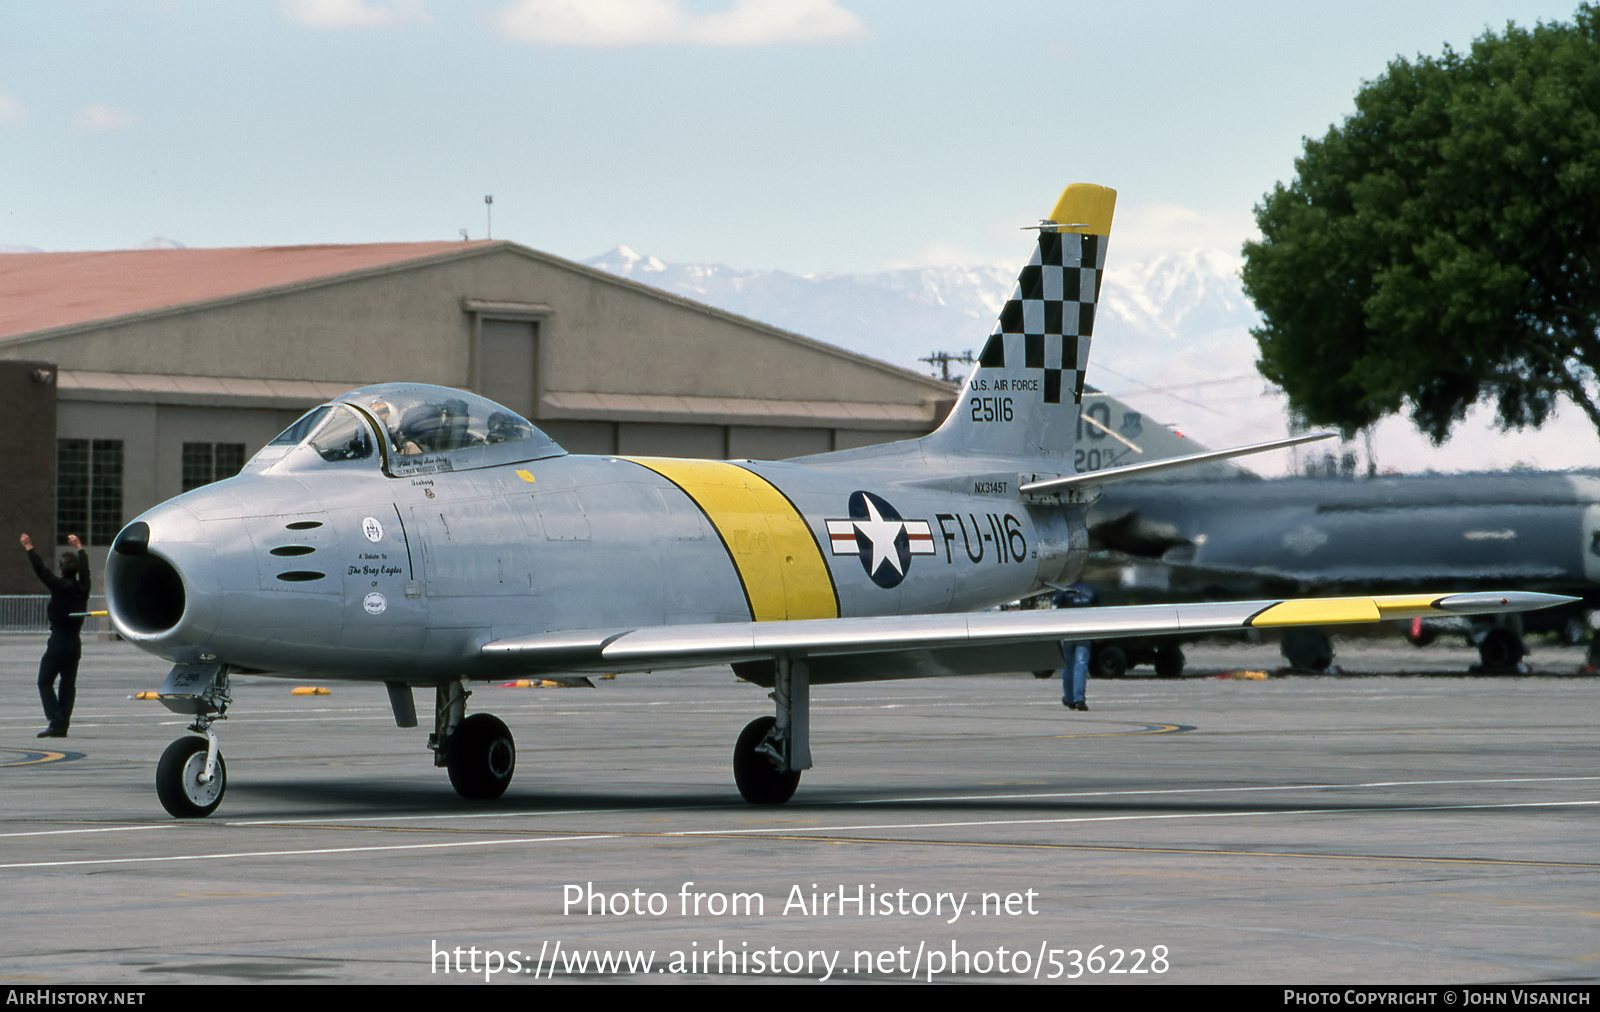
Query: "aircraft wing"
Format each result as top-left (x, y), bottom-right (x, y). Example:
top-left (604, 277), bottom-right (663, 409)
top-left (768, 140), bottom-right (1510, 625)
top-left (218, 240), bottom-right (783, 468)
top-left (478, 591), bottom-right (1571, 684)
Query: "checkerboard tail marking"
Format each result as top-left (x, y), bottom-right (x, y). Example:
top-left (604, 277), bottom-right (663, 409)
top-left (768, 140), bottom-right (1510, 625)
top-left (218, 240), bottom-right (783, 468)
top-left (924, 184), bottom-right (1116, 464)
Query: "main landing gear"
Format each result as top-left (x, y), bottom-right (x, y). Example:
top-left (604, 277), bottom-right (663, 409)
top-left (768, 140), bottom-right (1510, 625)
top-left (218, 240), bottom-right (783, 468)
top-left (428, 680), bottom-right (516, 800)
top-left (152, 663), bottom-right (232, 818)
top-left (1472, 625), bottom-right (1527, 671)
top-left (732, 655), bottom-right (810, 805)
top-left (1280, 627), bottom-right (1334, 672)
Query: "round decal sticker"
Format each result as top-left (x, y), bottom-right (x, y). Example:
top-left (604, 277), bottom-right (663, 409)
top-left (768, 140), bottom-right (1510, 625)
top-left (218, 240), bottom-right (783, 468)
top-left (362, 516), bottom-right (384, 543)
top-left (363, 592), bottom-right (388, 615)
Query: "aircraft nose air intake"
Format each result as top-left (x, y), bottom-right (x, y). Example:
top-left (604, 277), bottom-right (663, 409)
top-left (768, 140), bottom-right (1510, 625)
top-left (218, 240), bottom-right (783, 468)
top-left (107, 522), bottom-right (188, 637)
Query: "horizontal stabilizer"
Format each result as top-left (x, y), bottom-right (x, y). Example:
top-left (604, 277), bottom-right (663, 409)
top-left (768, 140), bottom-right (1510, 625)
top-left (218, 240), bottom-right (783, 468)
top-left (1019, 431), bottom-right (1337, 496)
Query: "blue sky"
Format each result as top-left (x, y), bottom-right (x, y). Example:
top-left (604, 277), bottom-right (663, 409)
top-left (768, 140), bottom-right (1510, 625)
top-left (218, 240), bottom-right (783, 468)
top-left (1, 1), bottom-right (1586, 271)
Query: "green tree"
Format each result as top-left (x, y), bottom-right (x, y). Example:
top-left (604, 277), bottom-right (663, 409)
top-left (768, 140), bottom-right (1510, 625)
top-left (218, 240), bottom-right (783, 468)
top-left (1243, 5), bottom-right (1600, 442)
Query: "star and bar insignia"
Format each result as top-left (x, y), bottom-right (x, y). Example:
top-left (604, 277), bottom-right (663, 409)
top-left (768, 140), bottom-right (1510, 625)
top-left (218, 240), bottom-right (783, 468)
top-left (826, 491), bottom-right (936, 589)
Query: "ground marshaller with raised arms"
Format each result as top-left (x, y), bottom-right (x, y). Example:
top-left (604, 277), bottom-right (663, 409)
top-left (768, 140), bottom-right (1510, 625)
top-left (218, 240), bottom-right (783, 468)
top-left (21, 531), bottom-right (90, 738)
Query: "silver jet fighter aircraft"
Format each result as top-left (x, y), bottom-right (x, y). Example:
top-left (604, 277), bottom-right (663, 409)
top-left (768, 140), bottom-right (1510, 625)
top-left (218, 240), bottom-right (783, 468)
top-left (104, 184), bottom-right (1567, 817)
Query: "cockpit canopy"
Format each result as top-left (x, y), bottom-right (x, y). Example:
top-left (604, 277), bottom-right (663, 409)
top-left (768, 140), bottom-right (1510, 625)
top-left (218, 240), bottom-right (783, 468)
top-left (256, 383), bottom-right (566, 477)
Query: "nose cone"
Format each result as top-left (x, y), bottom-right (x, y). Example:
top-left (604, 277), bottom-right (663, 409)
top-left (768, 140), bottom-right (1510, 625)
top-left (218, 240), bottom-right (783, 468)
top-left (106, 501), bottom-right (221, 660)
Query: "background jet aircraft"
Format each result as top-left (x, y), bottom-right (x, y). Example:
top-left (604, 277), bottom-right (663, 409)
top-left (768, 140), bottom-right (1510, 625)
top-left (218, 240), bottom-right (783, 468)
top-left (103, 183), bottom-right (1566, 817)
top-left (1089, 470), bottom-right (1600, 671)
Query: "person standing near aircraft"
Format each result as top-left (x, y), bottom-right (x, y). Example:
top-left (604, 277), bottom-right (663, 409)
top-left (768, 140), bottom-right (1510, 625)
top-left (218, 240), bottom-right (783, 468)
top-left (1055, 584), bottom-right (1098, 711)
top-left (20, 532), bottom-right (89, 738)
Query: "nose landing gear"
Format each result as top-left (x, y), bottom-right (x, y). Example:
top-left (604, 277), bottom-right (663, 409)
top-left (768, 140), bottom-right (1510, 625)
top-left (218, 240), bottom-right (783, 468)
top-left (156, 731), bottom-right (227, 818)
top-left (152, 663), bottom-right (231, 818)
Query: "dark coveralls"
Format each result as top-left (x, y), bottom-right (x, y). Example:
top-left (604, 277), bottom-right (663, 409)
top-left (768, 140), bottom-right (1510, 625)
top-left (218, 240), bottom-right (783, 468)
top-left (30, 547), bottom-right (90, 733)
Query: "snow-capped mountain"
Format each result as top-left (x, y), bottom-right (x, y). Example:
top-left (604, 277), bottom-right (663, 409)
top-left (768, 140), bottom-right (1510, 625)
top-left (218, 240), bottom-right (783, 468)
top-left (584, 243), bottom-right (1284, 449)
top-left (584, 243), bottom-right (1600, 474)
top-left (585, 245), bottom-right (1257, 377)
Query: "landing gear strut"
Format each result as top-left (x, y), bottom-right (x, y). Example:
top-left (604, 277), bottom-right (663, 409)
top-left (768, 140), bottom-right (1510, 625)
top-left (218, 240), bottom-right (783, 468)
top-left (153, 663), bottom-right (231, 818)
top-left (733, 655), bottom-right (809, 805)
top-left (429, 680), bottom-right (516, 800)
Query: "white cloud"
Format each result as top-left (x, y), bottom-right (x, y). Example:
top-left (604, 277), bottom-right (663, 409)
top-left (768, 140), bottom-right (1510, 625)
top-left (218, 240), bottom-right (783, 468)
top-left (73, 103), bottom-right (140, 130)
top-left (1113, 202), bottom-right (1257, 261)
top-left (278, 0), bottom-right (432, 29)
top-left (494, 0), bottom-right (868, 47)
top-left (881, 241), bottom-right (991, 270)
top-left (0, 94), bottom-right (25, 126)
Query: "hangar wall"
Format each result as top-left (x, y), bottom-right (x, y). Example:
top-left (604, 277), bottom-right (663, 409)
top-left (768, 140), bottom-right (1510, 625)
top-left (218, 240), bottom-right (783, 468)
top-left (0, 361), bottom-right (57, 594)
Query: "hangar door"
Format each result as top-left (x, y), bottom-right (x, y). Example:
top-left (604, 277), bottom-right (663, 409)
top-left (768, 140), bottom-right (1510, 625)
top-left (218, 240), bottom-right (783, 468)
top-left (477, 318), bottom-right (538, 420)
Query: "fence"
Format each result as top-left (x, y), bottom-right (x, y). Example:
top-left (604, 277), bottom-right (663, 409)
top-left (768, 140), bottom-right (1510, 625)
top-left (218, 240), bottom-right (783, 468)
top-left (0, 595), bottom-right (112, 635)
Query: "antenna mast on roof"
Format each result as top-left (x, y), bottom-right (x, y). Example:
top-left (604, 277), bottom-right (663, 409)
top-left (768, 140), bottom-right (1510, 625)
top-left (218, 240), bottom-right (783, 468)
top-left (485, 194), bottom-right (493, 240)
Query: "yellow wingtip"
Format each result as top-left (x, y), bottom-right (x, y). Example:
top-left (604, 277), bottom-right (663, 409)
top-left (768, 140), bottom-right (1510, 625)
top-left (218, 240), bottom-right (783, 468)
top-left (1248, 597), bottom-right (1381, 627)
top-left (1247, 594), bottom-right (1453, 628)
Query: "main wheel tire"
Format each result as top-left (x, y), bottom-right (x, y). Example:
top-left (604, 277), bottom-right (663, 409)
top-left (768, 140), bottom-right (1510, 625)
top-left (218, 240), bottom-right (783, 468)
top-left (1091, 644), bottom-right (1128, 679)
top-left (156, 736), bottom-right (227, 818)
top-left (1153, 644), bottom-right (1185, 679)
top-left (1281, 628), bottom-right (1333, 671)
top-left (446, 713), bottom-right (516, 800)
top-left (1478, 628), bottom-right (1526, 670)
top-left (733, 715), bottom-right (800, 805)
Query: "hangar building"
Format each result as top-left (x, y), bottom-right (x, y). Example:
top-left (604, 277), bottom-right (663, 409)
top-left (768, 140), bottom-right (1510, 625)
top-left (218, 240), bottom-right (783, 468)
top-left (0, 241), bottom-right (955, 592)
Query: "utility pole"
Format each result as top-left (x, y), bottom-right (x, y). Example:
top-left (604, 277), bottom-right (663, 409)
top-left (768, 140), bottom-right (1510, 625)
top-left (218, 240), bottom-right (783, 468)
top-left (919, 350), bottom-right (976, 383)
top-left (484, 195), bottom-right (493, 240)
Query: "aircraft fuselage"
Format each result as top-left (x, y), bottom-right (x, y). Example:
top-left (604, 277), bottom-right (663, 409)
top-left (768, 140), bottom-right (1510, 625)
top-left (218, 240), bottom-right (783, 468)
top-left (111, 449), bottom-right (1083, 683)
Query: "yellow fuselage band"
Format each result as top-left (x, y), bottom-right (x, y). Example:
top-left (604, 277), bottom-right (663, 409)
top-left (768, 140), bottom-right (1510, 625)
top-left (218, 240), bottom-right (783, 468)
top-left (625, 457), bottom-right (839, 622)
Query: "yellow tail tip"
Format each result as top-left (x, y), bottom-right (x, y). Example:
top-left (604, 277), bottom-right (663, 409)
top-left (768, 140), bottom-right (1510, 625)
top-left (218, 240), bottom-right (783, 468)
top-left (1048, 183), bottom-right (1116, 235)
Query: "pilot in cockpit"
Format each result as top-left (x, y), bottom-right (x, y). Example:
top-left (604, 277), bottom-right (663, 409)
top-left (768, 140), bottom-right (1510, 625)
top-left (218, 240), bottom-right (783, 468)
top-left (368, 399), bottom-right (422, 456)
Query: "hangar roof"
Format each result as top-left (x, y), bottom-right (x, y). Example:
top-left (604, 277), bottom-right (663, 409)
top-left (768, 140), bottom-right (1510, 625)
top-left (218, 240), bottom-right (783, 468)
top-left (0, 241), bottom-right (488, 339)
top-left (0, 239), bottom-right (955, 427)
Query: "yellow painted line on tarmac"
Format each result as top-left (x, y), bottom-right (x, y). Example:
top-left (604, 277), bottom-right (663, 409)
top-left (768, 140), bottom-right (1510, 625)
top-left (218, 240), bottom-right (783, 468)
top-left (666, 799), bottom-right (1600, 844)
top-left (696, 833), bottom-right (1600, 871)
top-left (0, 747), bottom-right (82, 767)
top-left (1428, 892), bottom-right (1600, 920)
top-left (1044, 720), bottom-right (1189, 740)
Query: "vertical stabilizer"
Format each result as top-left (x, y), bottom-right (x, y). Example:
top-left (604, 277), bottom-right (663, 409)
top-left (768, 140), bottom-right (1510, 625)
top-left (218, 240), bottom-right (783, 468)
top-left (923, 183), bottom-right (1116, 463)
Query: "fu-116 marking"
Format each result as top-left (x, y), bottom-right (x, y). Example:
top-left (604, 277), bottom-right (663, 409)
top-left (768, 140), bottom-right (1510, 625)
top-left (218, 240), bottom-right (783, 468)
top-left (103, 183), bottom-right (1569, 817)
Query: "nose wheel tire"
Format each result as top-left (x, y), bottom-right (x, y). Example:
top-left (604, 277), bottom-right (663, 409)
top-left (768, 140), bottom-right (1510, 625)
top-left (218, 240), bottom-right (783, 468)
top-left (156, 736), bottom-right (227, 818)
top-left (446, 713), bottom-right (516, 800)
top-left (733, 715), bottom-right (801, 805)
